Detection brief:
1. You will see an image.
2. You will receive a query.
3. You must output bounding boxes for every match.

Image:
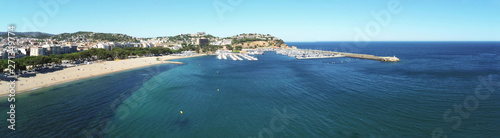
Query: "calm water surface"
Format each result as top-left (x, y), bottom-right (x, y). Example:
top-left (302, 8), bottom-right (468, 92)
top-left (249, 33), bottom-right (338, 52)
top-left (1, 42), bottom-right (499, 137)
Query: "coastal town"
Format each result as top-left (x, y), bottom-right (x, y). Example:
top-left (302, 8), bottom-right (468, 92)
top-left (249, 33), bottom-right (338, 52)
top-left (0, 31), bottom-right (287, 58)
top-left (0, 31), bottom-right (289, 72)
top-left (0, 31), bottom-right (399, 96)
top-left (0, 31), bottom-right (292, 95)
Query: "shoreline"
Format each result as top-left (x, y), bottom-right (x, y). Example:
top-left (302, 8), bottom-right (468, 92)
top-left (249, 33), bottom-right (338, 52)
top-left (0, 54), bottom-right (206, 97)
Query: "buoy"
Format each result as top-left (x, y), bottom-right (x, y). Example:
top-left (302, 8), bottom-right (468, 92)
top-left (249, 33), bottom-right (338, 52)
top-left (180, 111), bottom-right (183, 114)
top-left (217, 89), bottom-right (219, 92)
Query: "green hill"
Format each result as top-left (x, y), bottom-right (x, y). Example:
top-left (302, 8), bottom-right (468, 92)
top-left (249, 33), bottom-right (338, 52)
top-left (51, 31), bottom-right (140, 42)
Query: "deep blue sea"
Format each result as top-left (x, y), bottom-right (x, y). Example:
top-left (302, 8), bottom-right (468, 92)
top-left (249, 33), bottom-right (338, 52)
top-left (1, 42), bottom-right (500, 137)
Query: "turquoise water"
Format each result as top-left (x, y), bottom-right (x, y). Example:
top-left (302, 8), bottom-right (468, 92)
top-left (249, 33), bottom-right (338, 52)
top-left (1, 42), bottom-right (500, 137)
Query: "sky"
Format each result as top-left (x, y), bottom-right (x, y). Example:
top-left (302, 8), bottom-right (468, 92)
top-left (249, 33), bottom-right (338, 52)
top-left (2, 0), bottom-right (500, 42)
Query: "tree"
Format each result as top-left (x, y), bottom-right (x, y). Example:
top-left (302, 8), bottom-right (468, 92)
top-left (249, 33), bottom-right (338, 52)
top-left (78, 50), bottom-right (92, 60)
top-left (112, 48), bottom-right (129, 59)
top-left (0, 46), bottom-right (178, 74)
top-left (88, 48), bottom-right (99, 56)
top-left (51, 57), bottom-right (61, 64)
top-left (150, 47), bottom-right (160, 55)
top-left (235, 46), bottom-right (242, 51)
top-left (97, 49), bottom-right (112, 60)
top-left (225, 45), bottom-right (233, 50)
top-left (0, 60), bottom-right (8, 73)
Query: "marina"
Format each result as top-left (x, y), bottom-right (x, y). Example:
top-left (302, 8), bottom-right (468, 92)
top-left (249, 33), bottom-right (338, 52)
top-left (216, 53), bottom-right (258, 61)
top-left (270, 48), bottom-right (400, 62)
top-left (215, 48), bottom-right (398, 62)
top-left (215, 50), bottom-right (259, 61)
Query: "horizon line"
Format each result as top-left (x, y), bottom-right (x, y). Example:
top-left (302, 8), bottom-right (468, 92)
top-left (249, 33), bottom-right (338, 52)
top-left (3, 31), bottom-right (500, 42)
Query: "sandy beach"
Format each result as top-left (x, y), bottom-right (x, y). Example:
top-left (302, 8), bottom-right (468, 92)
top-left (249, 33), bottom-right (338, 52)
top-left (0, 54), bottom-right (206, 96)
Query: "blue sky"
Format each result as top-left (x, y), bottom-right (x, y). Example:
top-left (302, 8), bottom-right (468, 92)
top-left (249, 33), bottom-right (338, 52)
top-left (2, 0), bottom-right (500, 41)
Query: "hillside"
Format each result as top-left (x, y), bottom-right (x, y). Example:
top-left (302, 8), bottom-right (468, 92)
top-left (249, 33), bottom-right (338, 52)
top-left (230, 33), bottom-right (287, 48)
top-left (0, 31), bottom-right (140, 42)
top-left (1, 32), bottom-right (288, 48)
top-left (232, 40), bottom-right (288, 49)
top-left (51, 31), bottom-right (140, 42)
top-left (0, 32), bottom-right (53, 39)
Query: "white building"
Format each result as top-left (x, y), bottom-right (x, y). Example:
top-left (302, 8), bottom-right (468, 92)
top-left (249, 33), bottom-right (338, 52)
top-left (97, 43), bottom-right (114, 50)
top-left (61, 46), bottom-right (71, 54)
top-left (65, 43), bottom-right (79, 52)
top-left (18, 48), bottom-right (28, 56)
top-left (42, 45), bottom-right (61, 55)
top-left (222, 39), bottom-right (232, 45)
top-left (0, 50), bottom-right (7, 59)
top-left (30, 47), bottom-right (46, 56)
top-left (97, 43), bottom-right (105, 49)
top-left (171, 45), bottom-right (182, 50)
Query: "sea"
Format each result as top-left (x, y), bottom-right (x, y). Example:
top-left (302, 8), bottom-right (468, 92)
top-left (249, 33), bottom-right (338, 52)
top-left (1, 42), bottom-right (499, 137)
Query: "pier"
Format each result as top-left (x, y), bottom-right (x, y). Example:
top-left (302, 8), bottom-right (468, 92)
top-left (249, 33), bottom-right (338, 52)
top-left (335, 52), bottom-right (400, 62)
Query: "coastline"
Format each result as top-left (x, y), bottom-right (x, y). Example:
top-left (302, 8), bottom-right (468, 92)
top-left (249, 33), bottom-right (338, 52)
top-left (0, 54), bottom-right (206, 97)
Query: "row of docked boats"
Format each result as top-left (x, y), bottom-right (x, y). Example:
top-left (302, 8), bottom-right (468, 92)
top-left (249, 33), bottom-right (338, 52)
top-left (240, 54), bottom-right (258, 60)
top-left (217, 54), bottom-right (228, 60)
top-left (275, 49), bottom-right (344, 59)
top-left (216, 49), bottom-right (259, 61)
top-left (216, 53), bottom-right (258, 61)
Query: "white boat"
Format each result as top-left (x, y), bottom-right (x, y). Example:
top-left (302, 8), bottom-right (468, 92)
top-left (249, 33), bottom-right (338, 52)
top-left (240, 54), bottom-right (252, 60)
top-left (235, 54), bottom-right (243, 60)
top-left (229, 54), bottom-right (237, 60)
top-left (242, 54), bottom-right (258, 61)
